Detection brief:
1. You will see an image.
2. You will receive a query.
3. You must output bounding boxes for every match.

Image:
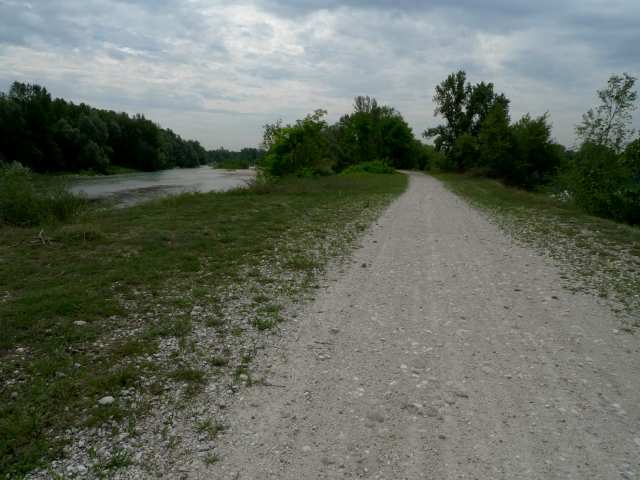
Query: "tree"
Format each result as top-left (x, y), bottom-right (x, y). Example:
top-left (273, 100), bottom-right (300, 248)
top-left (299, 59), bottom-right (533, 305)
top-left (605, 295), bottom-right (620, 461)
top-left (332, 97), bottom-right (417, 170)
top-left (0, 82), bottom-right (210, 173)
top-left (576, 73), bottom-right (637, 152)
top-left (466, 82), bottom-right (510, 136)
top-left (450, 133), bottom-right (479, 171)
top-left (261, 110), bottom-right (332, 177)
top-left (477, 103), bottom-right (512, 178)
top-left (623, 137), bottom-right (640, 178)
top-left (509, 113), bottom-right (561, 187)
top-left (424, 71), bottom-right (510, 157)
top-left (424, 70), bottom-right (468, 153)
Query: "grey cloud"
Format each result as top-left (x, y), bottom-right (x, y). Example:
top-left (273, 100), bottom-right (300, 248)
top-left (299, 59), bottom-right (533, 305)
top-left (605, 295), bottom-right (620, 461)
top-left (0, 0), bottom-right (638, 149)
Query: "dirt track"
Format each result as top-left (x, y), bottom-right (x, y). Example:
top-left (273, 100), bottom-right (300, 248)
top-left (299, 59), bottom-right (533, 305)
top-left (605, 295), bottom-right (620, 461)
top-left (208, 172), bottom-right (640, 479)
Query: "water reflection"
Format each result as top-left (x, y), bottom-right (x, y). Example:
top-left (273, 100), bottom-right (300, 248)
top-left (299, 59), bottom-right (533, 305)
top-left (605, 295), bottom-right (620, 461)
top-left (70, 166), bottom-right (255, 206)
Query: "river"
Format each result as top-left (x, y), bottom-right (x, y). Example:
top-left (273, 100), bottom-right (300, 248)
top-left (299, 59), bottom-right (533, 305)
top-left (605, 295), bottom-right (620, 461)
top-left (70, 166), bottom-right (256, 206)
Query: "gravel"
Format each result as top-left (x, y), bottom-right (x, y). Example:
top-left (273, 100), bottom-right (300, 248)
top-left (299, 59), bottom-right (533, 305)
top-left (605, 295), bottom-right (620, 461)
top-left (205, 172), bottom-right (640, 479)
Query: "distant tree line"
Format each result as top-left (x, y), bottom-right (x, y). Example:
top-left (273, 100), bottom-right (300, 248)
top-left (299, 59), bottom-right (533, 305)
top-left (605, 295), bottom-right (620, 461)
top-left (0, 82), bottom-right (212, 173)
top-left (208, 147), bottom-right (264, 169)
top-left (260, 96), bottom-right (438, 177)
top-left (2, 74), bottom-right (638, 225)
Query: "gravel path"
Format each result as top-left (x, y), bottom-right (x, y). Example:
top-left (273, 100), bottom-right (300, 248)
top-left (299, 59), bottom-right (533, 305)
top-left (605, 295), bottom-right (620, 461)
top-left (206, 172), bottom-right (640, 479)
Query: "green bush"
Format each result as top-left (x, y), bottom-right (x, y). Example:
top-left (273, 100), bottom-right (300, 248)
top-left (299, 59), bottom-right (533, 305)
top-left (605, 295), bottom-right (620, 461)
top-left (565, 143), bottom-right (640, 224)
top-left (341, 160), bottom-right (395, 175)
top-left (260, 110), bottom-right (333, 177)
top-left (214, 158), bottom-right (251, 170)
top-left (0, 162), bottom-right (86, 226)
top-left (413, 141), bottom-right (446, 171)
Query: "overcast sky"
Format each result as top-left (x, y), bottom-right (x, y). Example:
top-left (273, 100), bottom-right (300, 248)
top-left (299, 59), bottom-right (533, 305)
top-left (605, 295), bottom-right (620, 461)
top-left (1, 0), bottom-right (639, 150)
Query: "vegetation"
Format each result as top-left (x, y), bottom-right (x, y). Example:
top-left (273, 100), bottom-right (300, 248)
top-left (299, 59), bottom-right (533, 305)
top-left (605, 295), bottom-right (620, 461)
top-left (0, 172), bottom-right (406, 477)
top-left (425, 70), bottom-right (639, 225)
top-left (341, 160), bottom-right (395, 175)
top-left (0, 82), bottom-right (210, 174)
top-left (260, 96), bottom-right (423, 177)
top-left (0, 162), bottom-right (87, 226)
top-left (424, 70), bottom-right (562, 188)
top-left (208, 147), bottom-right (264, 169)
top-left (561, 74), bottom-right (639, 224)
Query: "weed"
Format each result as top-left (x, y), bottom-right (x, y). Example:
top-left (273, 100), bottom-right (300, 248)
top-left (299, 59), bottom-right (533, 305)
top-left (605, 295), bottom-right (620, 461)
top-left (92, 449), bottom-right (132, 478)
top-left (194, 418), bottom-right (226, 440)
top-left (230, 326), bottom-right (244, 337)
top-left (233, 366), bottom-right (252, 385)
top-left (203, 453), bottom-right (220, 466)
top-left (169, 366), bottom-right (206, 385)
top-left (149, 317), bottom-right (193, 338)
top-left (208, 356), bottom-right (229, 367)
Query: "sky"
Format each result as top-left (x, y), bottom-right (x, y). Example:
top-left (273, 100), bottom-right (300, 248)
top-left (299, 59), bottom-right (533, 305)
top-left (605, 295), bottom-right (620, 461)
top-left (1, 0), bottom-right (639, 150)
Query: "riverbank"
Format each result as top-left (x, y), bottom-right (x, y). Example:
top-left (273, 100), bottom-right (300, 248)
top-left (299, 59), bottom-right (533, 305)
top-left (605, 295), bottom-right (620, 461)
top-left (0, 173), bottom-right (407, 478)
top-left (435, 173), bottom-right (640, 322)
top-left (68, 166), bottom-right (255, 207)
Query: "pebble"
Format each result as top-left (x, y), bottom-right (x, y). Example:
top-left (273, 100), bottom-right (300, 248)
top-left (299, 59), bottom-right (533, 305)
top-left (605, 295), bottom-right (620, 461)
top-left (366, 411), bottom-right (385, 423)
top-left (98, 396), bottom-right (115, 405)
top-left (404, 403), bottom-right (423, 415)
top-left (74, 321), bottom-right (88, 326)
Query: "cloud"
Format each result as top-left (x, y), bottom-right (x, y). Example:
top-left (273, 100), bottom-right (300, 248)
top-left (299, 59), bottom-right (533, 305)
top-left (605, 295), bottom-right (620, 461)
top-left (0, 0), bottom-right (638, 149)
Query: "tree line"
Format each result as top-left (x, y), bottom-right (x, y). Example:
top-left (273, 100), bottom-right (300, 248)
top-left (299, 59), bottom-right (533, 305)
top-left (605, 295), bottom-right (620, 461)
top-left (422, 71), bottom-right (639, 224)
top-left (208, 147), bottom-right (264, 169)
top-left (1, 74), bottom-right (638, 225)
top-left (260, 72), bottom-right (638, 224)
top-left (260, 96), bottom-right (439, 177)
top-left (0, 82), bottom-right (259, 174)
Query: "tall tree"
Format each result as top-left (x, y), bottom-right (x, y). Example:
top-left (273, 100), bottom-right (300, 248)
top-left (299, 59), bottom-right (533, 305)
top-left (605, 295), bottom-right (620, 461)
top-left (576, 73), bottom-right (637, 152)
top-left (477, 103), bottom-right (512, 177)
top-left (466, 82), bottom-right (510, 136)
top-left (424, 71), bottom-right (510, 155)
top-left (424, 70), bottom-right (468, 153)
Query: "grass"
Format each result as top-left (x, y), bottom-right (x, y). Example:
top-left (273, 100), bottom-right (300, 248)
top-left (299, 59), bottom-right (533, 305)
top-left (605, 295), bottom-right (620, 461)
top-left (0, 172), bottom-right (406, 477)
top-left (0, 163), bottom-right (87, 226)
top-left (194, 418), bottom-right (225, 440)
top-left (91, 449), bottom-right (132, 478)
top-left (435, 173), bottom-right (640, 321)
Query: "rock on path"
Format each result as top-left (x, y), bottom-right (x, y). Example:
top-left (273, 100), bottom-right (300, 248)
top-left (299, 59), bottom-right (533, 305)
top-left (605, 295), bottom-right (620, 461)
top-left (200, 172), bottom-right (640, 479)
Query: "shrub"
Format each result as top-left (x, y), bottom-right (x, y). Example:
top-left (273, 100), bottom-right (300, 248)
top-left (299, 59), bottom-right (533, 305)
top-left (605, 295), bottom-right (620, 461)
top-left (260, 110), bottom-right (333, 177)
top-left (565, 143), bottom-right (640, 224)
top-left (214, 158), bottom-right (251, 170)
top-left (341, 160), bottom-right (395, 175)
top-left (0, 162), bottom-right (86, 226)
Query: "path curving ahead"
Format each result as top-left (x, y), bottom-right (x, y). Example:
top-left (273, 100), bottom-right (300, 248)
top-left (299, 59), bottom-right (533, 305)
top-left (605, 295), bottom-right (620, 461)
top-left (208, 172), bottom-right (640, 480)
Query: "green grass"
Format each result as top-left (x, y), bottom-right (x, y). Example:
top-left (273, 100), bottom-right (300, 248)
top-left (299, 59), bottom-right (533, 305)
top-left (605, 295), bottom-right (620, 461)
top-left (435, 173), bottom-right (640, 321)
top-left (0, 172), bottom-right (406, 477)
top-left (194, 418), bottom-right (225, 440)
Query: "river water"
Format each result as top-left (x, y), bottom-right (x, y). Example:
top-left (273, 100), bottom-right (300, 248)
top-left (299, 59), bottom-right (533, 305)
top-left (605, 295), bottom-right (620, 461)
top-left (70, 166), bottom-right (256, 206)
